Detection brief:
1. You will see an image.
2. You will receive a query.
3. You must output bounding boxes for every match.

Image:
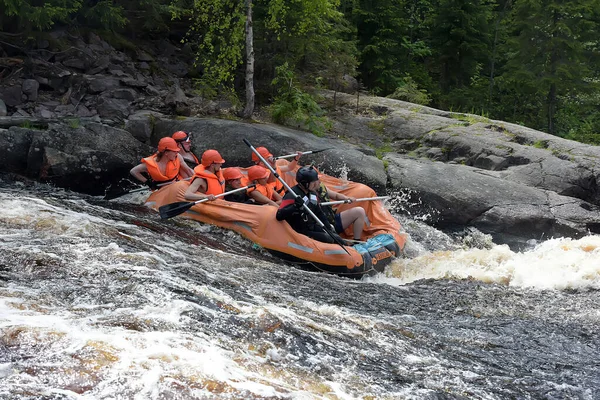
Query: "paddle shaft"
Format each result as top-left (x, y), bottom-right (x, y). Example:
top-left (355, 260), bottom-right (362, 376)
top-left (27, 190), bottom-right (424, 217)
top-left (321, 196), bottom-right (390, 206)
top-left (159, 184), bottom-right (255, 219)
top-left (243, 139), bottom-right (350, 255)
top-left (187, 185), bottom-right (253, 206)
top-left (104, 178), bottom-right (190, 200)
top-left (275, 148), bottom-right (332, 160)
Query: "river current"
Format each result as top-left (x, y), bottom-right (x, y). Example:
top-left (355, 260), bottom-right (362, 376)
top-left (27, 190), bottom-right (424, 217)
top-left (0, 180), bottom-right (598, 400)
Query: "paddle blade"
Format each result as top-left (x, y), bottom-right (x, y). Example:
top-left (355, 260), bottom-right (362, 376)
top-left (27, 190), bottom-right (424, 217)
top-left (159, 201), bottom-right (194, 219)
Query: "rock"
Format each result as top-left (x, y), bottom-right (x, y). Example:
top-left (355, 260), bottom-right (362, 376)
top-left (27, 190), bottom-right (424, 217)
top-left (22, 80), bottom-right (40, 102)
top-left (120, 77), bottom-right (147, 88)
top-left (87, 56), bottom-right (110, 75)
top-left (0, 100), bottom-right (6, 116)
top-left (88, 77), bottom-right (121, 94)
top-left (75, 104), bottom-right (95, 118)
top-left (0, 127), bottom-right (34, 173)
top-left (165, 83), bottom-right (188, 108)
top-left (125, 110), bottom-right (165, 143)
top-left (385, 155), bottom-right (600, 248)
top-left (97, 97), bottom-right (131, 120)
top-left (108, 88), bottom-right (138, 101)
top-left (1, 86), bottom-right (24, 107)
top-left (20, 121), bottom-right (153, 195)
top-left (62, 58), bottom-right (89, 70)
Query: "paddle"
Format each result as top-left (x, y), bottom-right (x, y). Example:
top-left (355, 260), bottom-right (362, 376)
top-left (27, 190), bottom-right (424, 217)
top-left (103, 178), bottom-right (190, 201)
top-left (244, 138), bottom-right (351, 255)
top-left (158, 184), bottom-right (256, 219)
top-left (275, 148), bottom-right (333, 160)
top-left (321, 196), bottom-right (390, 206)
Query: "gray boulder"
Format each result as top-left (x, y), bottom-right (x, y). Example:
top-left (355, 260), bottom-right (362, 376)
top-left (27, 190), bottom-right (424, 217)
top-left (385, 155), bottom-right (600, 248)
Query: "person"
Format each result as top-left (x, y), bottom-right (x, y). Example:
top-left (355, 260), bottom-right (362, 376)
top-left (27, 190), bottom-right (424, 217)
top-left (172, 131), bottom-right (200, 169)
top-left (184, 149), bottom-right (225, 202)
top-left (251, 146), bottom-right (303, 197)
top-left (222, 167), bottom-right (254, 204)
top-left (246, 165), bottom-right (282, 207)
top-left (130, 137), bottom-right (194, 190)
top-left (276, 166), bottom-right (349, 244)
top-left (316, 182), bottom-right (366, 242)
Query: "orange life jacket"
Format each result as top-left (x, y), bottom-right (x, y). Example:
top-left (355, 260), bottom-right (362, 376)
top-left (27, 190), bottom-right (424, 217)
top-left (142, 155), bottom-right (180, 184)
top-left (267, 166), bottom-right (285, 195)
top-left (192, 165), bottom-right (225, 195)
top-left (249, 182), bottom-right (275, 201)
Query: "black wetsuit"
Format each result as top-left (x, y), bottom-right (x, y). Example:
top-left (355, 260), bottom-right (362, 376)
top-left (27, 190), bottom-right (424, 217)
top-left (276, 184), bottom-right (340, 244)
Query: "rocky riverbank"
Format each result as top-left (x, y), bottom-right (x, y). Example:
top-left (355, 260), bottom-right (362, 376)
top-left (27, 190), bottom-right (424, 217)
top-left (1, 31), bottom-right (599, 250)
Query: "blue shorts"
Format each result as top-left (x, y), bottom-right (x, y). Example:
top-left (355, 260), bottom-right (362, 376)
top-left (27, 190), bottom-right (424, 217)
top-left (334, 213), bottom-right (344, 233)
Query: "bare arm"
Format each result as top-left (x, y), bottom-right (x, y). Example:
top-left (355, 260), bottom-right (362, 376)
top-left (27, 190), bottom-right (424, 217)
top-left (249, 189), bottom-right (279, 207)
top-left (178, 154), bottom-right (194, 178)
top-left (327, 188), bottom-right (355, 202)
top-left (184, 178), bottom-right (216, 201)
top-left (130, 163), bottom-right (149, 183)
top-left (279, 151), bottom-right (303, 172)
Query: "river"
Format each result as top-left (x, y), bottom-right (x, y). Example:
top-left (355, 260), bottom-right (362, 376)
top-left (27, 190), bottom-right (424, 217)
top-left (1, 180), bottom-right (598, 399)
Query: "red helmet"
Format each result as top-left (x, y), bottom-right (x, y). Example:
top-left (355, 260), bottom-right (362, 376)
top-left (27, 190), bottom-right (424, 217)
top-left (201, 149), bottom-right (225, 167)
top-left (251, 146), bottom-right (273, 163)
top-left (248, 165), bottom-right (270, 181)
top-left (223, 167), bottom-right (243, 181)
top-left (158, 137), bottom-right (180, 152)
top-left (172, 131), bottom-right (190, 142)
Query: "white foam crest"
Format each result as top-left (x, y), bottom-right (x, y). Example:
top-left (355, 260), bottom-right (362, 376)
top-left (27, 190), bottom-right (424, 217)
top-left (0, 195), bottom-right (138, 236)
top-left (0, 293), bottom-right (292, 399)
top-left (378, 235), bottom-right (600, 290)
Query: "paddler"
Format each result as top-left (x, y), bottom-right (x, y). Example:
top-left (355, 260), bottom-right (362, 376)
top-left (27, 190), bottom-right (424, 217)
top-left (184, 149), bottom-right (226, 201)
top-left (251, 146), bottom-right (303, 196)
top-left (130, 137), bottom-right (194, 190)
top-left (172, 131), bottom-right (200, 169)
top-left (246, 165), bottom-right (282, 207)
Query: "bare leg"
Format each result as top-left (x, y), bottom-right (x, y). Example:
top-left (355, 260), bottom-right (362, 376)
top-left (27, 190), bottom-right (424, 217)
top-left (340, 207), bottom-right (366, 240)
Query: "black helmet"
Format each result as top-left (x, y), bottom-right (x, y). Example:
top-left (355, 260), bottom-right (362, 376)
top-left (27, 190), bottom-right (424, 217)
top-left (296, 166), bottom-right (319, 186)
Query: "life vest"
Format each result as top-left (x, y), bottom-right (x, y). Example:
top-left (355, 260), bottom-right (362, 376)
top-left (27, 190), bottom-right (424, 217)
top-left (192, 165), bottom-right (225, 195)
top-left (317, 183), bottom-right (336, 225)
top-left (267, 165), bottom-right (285, 195)
top-left (142, 155), bottom-right (180, 184)
top-left (249, 182), bottom-right (275, 201)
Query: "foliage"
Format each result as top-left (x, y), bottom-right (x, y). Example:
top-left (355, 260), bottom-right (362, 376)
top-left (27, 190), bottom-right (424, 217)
top-left (387, 75), bottom-right (431, 105)
top-left (269, 62), bottom-right (331, 136)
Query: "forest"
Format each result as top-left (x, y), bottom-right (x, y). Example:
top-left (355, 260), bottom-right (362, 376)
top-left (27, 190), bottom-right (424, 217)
top-left (1, 0), bottom-right (599, 143)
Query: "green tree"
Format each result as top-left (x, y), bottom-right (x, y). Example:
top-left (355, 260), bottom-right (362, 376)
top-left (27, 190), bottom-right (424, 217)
top-left (344, 0), bottom-right (433, 95)
top-left (427, 0), bottom-right (495, 109)
top-left (498, 0), bottom-right (599, 134)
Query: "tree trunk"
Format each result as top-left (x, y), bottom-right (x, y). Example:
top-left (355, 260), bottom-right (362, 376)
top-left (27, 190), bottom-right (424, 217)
top-left (242, 0), bottom-right (255, 119)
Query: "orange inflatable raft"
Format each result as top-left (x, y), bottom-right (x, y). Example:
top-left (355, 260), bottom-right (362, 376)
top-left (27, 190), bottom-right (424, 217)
top-left (145, 161), bottom-right (406, 277)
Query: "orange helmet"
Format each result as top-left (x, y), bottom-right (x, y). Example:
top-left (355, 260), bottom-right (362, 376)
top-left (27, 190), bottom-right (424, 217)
top-left (223, 167), bottom-right (243, 181)
top-left (201, 149), bottom-right (225, 167)
top-left (251, 146), bottom-right (273, 163)
top-left (248, 165), bottom-right (270, 181)
top-left (158, 137), bottom-right (180, 152)
top-left (172, 131), bottom-right (190, 143)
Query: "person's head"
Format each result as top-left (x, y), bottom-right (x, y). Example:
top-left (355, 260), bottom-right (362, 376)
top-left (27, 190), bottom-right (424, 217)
top-left (296, 166), bottom-right (319, 192)
top-left (251, 147), bottom-right (274, 167)
top-left (157, 137), bottom-right (180, 161)
top-left (172, 131), bottom-right (192, 152)
top-left (201, 149), bottom-right (225, 171)
top-left (223, 167), bottom-right (244, 188)
top-left (248, 165), bottom-right (270, 185)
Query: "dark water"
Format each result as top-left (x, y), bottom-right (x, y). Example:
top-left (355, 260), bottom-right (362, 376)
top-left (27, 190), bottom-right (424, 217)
top-left (0, 183), bottom-right (599, 399)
